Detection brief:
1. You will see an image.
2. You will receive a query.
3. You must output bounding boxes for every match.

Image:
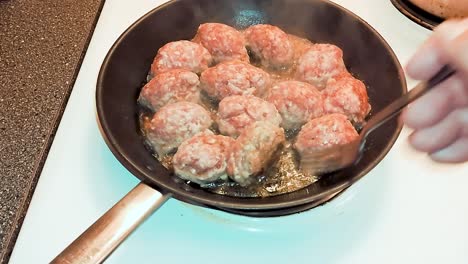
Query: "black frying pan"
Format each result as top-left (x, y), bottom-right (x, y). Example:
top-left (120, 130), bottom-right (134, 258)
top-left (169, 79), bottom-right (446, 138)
top-left (52, 0), bottom-right (406, 262)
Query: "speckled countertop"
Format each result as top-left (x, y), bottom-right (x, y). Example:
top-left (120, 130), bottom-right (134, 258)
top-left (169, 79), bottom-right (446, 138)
top-left (0, 1), bottom-right (103, 262)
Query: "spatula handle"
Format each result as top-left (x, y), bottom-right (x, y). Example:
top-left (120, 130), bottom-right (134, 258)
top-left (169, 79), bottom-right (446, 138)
top-left (361, 65), bottom-right (456, 137)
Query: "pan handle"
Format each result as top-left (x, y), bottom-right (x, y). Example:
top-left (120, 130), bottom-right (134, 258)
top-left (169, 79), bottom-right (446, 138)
top-left (51, 182), bottom-right (170, 264)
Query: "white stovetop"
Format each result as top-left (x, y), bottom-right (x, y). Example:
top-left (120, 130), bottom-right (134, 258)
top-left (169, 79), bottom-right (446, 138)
top-left (9, 0), bottom-right (468, 263)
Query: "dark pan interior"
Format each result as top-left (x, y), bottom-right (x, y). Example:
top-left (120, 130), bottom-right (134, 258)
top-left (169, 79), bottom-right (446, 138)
top-left (96, 0), bottom-right (406, 213)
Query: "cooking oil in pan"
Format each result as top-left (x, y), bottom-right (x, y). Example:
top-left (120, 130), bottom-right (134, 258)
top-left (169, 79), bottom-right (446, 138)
top-left (137, 34), bottom-right (321, 198)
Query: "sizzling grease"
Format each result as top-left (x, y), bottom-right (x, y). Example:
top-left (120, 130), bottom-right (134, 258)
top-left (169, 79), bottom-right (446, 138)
top-left (139, 34), bottom-right (320, 198)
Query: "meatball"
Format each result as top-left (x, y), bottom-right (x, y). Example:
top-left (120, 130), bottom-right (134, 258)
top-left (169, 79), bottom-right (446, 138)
top-left (192, 23), bottom-right (249, 64)
top-left (244, 24), bottom-right (294, 68)
top-left (295, 44), bottom-right (347, 90)
top-left (294, 113), bottom-right (359, 155)
top-left (227, 121), bottom-right (286, 186)
top-left (200, 60), bottom-right (271, 101)
top-left (145, 101), bottom-right (213, 156)
top-left (322, 73), bottom-right (371, 124)
top-left (150, 40), bottom-right (213, 75)
top-left (265, 81), bottom-right (324, 130)
top-left (217, 95), bottom-right (282, 138)
top-left (138, 69), bottom-right (200, 112)
top-left (173, 131), bottom-right (236, 184)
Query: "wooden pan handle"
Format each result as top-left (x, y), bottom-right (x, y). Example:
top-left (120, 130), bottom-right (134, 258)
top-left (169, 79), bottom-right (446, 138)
top-left (51, 182), bottom-right (170, 264)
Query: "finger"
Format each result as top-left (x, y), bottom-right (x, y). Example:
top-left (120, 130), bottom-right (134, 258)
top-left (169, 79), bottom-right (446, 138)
top-left (408, 108), bottom-right (468, 153)
top-left (446, 29), bottom-right (468, 76)
top-left (430, 136), bottom-right (468, 163)
top-left (401, 74), bottom-right (468, 129)
top-left (406, 19), bottom-right (468, 80)
top-left (406, 37), bottom-right (445, 80)
top-left (406, 20), bottom-right (459, 79)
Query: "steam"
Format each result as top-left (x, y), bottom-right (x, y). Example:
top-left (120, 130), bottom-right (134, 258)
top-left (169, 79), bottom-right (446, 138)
top-left (183, 0), bottom-right (399, 112)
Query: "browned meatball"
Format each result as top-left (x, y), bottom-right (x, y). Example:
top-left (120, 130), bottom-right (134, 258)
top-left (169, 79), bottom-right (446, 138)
top-left (265, 81), bottom-right (324, 130)
top-left (244, 24), bottom-right (294, 68)
top-left (295, 44), bottom-right (347, 90)
top-left (145, 102), bottom-right (213, 157)
top-left (227, 121), bottom-right (285, 186)
top-left (173, 131), bottom-right (236, 184)
top-left (322, 73), bottom-right (371, 124)
top-left (294, 113), bottom-right (359, 155)
top-left (150, 40), bottom-right (213, 75)
top-left (138, 69), bottom-right (200, 112)
top-left (217, 95), bottom-right (282, 138)
top-left (200, 60), bottom-right (271, 101)
top-left (192, 23), bottom-right (249, 64)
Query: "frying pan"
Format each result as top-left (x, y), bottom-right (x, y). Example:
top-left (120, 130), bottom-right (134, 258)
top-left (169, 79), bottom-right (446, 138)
top-left (52, 0), bottom-right (406, 262)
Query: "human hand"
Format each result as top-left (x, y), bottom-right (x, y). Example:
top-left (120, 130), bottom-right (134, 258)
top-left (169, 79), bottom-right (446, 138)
top-left (401, 18), bottom-right (468, 163)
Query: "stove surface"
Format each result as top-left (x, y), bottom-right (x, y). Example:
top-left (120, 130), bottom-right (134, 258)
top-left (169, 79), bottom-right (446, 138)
top-left (9, 0), bottom-right (468, 263)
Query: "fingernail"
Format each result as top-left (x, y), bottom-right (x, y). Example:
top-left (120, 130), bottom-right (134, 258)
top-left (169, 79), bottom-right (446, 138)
top-left (409, 131), bottom-right (427, 151)
top-left (430, 147), bottom-right (453, 162)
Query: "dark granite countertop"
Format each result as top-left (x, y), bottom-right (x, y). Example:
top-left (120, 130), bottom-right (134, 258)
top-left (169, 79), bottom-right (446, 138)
top-left (0, 1), bottom-right (104, 262)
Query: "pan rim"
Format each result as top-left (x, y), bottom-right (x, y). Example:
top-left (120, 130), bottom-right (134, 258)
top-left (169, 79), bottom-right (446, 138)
top-left (96, 0), bottom-right (407, 211)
